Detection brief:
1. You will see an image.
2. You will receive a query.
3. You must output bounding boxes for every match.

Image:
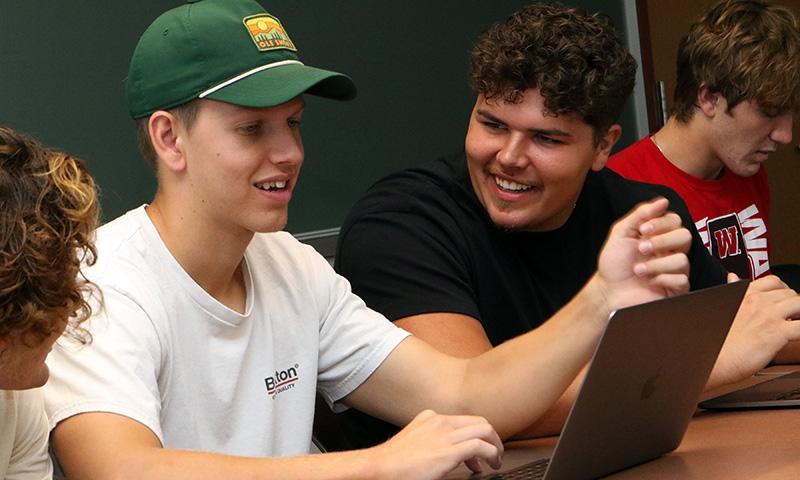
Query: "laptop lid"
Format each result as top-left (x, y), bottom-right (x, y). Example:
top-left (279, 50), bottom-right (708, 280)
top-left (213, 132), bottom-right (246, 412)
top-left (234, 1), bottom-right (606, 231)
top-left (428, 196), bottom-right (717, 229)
top-left (698, 370), bottom-right (800, 410)
top-left (444, 280), bottom-right (748, 480)
top-left (542, 280), bottom-right (747, 479)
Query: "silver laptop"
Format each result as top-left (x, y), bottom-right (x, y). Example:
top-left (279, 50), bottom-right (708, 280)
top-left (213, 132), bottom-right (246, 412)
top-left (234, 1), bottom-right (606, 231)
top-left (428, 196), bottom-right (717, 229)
top-left (445, 280), bottom-right (749, 480)
top-left (699, 369), bottom-right (800, 410)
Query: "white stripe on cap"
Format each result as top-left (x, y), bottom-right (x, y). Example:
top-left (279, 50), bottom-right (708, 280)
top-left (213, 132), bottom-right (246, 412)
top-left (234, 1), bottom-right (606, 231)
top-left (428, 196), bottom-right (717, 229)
top-left (198, 59), bottom-right (304, 98)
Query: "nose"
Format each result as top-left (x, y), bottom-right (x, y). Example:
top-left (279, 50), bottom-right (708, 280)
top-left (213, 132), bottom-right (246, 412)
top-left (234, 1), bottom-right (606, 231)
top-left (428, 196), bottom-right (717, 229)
top-left (769, 112), bottom-right (793, 145)
top-left (496, 133), bottom-right (529, 170)
top-left (269, 129), bottom-right (304, 167)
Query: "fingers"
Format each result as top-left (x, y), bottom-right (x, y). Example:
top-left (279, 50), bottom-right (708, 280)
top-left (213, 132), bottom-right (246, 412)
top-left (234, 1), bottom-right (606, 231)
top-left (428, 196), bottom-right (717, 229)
top-left (394, 410), bottom-right (504, 475)
top-left (614, 197), bottom-right (670, 238)
top-left (634, 251), bottom-right (690, 295)
top-left (458, 438), bottom-right (503, 473)
top-left (774, 293), bottom-right (800, 321)
top-left (407, 408), bottom-right (437, 426)
top-left (785, 320), bottom-right (800, 342)
top-left (638, 224), bottom-right (691, 257)
top-left (727, 272), bottom-right (740, 283)
top-left (634, 252), bottom-right (689, 278)
top-left (641, 273), bottom-right (690, 295)
top-left (638, 210), bottom-right (682, 237)
top-left (446, 416), bottom-right (504, 471)
top-left (748, 274), bottom-right (789, 293)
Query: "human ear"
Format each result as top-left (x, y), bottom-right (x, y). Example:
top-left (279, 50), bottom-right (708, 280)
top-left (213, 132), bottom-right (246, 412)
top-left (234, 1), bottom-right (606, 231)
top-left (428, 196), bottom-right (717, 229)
top-left (697, 84), bottom-right (722, 118)
top-left (591, 124), bottom-right (622, 171)
top-left (149, 111), bottom-right (187, 173)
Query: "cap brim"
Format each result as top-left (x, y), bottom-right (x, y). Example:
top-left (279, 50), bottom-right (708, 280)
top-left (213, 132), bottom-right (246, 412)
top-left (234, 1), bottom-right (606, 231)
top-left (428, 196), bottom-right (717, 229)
top-left (204, 63), bottom-right (356, 107)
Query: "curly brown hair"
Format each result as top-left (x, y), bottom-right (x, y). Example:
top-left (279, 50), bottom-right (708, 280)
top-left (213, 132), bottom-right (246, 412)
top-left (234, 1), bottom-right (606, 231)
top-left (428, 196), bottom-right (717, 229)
top-left (0, 126), bottom-right (99, 346)
top-left (469, 3), bottom-right (637, 142)
top-left (673, 0), bottom-right (800, 122)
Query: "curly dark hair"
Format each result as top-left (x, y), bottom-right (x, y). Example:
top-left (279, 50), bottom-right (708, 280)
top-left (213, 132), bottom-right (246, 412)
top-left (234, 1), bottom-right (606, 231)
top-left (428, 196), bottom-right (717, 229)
top-left (469, 3), bottom-right (637, 142)
top-left (673, 0), bottom-right (800, 122)
top-left (0, 126), bottom-right (99, 346)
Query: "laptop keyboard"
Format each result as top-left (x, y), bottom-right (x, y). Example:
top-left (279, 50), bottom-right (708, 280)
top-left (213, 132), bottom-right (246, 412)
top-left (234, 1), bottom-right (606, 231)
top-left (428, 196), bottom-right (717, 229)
top-left (776, 387), bottom-right (800, 401)
top-left (479, 458), bottom-right (550, 479)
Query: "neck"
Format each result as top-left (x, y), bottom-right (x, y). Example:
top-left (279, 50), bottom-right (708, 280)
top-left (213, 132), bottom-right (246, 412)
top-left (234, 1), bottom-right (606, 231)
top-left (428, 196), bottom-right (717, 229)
top-left (653, 117), bottom-right (724, 180)
top-left (147, 194), bottom-right (252, 313)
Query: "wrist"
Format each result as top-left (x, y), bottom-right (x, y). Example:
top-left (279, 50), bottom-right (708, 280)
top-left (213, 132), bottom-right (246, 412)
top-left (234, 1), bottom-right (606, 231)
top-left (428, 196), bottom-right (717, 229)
top-left (360, 444), bottom-right (395, 480)
top-left (581, 274), bottom-right (614, 322)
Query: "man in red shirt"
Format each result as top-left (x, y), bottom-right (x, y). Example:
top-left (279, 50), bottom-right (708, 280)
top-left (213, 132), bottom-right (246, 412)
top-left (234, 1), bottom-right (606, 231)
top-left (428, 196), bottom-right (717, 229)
top-left (609, 0), bottom-right (798, 282)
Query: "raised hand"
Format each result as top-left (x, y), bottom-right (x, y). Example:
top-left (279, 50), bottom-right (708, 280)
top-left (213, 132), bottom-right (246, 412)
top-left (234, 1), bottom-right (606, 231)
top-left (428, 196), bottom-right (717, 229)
top-left (366, 410), bottom-right (503, 479)
top-left (593, 197), bottom-right (691, 314)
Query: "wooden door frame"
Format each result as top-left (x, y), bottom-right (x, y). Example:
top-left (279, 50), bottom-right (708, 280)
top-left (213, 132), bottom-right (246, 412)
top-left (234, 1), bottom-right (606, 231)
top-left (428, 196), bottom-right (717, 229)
top-left (634, 0), bottom-right (660, 134)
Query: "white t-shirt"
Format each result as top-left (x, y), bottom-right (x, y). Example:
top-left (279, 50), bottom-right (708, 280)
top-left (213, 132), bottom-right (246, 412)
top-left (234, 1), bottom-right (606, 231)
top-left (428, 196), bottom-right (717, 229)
top-left (0, 389), bottom-right (53, 480)
top-left (44, 206), bottom-right (409, 456)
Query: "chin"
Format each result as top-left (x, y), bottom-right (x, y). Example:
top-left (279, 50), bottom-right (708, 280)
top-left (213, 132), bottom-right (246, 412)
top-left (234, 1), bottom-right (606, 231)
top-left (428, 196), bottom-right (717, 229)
top-left (0, 367), bottom-right (49, 390)
top-left (731, 164), bottom-right (761, 178)
top-left (489, 212), bottom-right (529, 231)
top-left (245, 211), bottom-right (289, 233)
top-left (252, 219), bottom-right (288, 233)
top-left (26, 364), bottom-right (50, 389)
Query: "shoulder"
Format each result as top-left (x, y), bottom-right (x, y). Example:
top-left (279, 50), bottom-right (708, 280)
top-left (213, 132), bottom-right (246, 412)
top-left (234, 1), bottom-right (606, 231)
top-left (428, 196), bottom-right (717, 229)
top-left (0, 388), bottom-right (46, 425)
top-left (338, 152), bottom-right (484, 262)
top-left (608, 137), bottom-right (656, 172)
top-left (249, 231), bottom-right (339, 292)
top-left (346, 152), bottom-right (471, 219)
top-left (0, 389), bottom-right (51, 476)
top-left (83, 207), bottom-right (171, 309)
top-left (89, 206), bottom-right (158, 281)
top-left (592, 168), bottom-right (684, 207)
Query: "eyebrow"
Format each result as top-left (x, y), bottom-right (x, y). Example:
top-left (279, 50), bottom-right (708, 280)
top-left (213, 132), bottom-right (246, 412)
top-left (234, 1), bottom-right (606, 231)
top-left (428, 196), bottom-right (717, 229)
top-left (475, 109), bottom-right (573, 138)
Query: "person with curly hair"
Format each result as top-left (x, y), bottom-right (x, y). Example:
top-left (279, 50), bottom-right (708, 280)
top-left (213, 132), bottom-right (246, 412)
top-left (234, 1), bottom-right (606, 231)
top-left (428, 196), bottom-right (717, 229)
top-left (0, 125), bottom-right (99, 479)
top-left (41, 1), bottom-right (698, 479)
top-left (609, 0), bottom-right (799, 283)
top-left (334, 2), bottom-right (800, 447)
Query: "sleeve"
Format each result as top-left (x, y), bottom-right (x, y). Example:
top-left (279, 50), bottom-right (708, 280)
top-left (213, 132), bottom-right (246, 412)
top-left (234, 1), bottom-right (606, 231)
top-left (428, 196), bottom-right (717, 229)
top-left (43, 286), bottom-right (165, 443)
top-left (335, 201), bottom-right (481, 322)
top-left (297, 244), bottom-right (410, 409)
top-left (4, 390), bottom-right (53, 480)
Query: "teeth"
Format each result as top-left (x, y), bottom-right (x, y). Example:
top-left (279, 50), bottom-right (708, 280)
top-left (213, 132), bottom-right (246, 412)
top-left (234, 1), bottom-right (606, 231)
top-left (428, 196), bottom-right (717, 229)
top-left (255, 180), bottom-right (287, 191)
top-left (494, 176), bottom-right (532, 192)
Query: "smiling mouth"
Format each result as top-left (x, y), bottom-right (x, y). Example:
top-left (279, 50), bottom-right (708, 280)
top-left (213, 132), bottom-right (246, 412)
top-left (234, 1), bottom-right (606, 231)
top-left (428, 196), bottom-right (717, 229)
top-left (494, 175), bottom-right (534, 192)
top-left (254, 180), bottom-right (288, 192)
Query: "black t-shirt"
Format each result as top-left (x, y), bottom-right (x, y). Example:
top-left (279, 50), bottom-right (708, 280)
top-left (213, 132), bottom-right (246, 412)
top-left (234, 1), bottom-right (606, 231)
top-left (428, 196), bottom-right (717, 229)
top-left (333, 151), bottom-right (727, 447)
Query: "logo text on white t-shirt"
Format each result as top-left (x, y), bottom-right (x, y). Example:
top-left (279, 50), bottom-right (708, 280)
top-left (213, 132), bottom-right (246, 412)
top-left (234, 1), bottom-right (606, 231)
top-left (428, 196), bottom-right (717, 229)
top-left (265, 364), bottom-right (300, 398)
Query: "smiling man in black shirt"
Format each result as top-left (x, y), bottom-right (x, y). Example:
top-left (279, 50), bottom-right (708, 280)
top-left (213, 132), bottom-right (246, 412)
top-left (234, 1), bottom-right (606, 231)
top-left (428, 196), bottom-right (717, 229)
top-left (335, 2), bottom-right (800, 447)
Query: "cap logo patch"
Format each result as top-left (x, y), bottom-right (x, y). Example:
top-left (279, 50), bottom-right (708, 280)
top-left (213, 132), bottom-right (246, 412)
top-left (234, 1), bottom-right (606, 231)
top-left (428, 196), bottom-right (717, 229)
top-left (243, 14), bottom-right (297, 52)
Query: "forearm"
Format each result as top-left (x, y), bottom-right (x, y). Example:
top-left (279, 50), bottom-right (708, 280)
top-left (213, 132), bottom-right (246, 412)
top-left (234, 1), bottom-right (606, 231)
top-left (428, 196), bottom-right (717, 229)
top-left (509, 367), bottom-right (586, 439)
top-left (53, 413), bottom-right (383, 480)
top-left (772, 340), bottom-right (800, 364)
top-left (458, 276), bottom-right (609, 439)
top-left (61, 445), bottom-right (381, 480)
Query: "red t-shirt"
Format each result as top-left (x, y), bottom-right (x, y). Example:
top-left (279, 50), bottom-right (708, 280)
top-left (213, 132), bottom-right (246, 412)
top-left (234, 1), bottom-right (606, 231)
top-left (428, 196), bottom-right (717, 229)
top-left (609, 137), bottom-right (771, 280)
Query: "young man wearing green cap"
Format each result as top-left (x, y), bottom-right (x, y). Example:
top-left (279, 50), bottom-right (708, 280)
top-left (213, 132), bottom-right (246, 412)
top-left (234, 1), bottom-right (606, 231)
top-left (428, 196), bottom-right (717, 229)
top-left (43, 1), bottom-right (695, 479)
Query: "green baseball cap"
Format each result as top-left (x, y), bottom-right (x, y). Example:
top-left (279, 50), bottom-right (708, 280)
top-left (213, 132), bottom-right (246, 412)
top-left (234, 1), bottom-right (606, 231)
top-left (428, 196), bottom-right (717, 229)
top-left (126, 0), bottom-right (356, 119)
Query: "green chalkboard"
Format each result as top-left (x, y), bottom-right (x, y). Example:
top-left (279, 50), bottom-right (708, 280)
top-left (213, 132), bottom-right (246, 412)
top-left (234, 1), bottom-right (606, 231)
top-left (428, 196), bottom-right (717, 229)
top-left (0, 1), bottom-right (634, 233)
